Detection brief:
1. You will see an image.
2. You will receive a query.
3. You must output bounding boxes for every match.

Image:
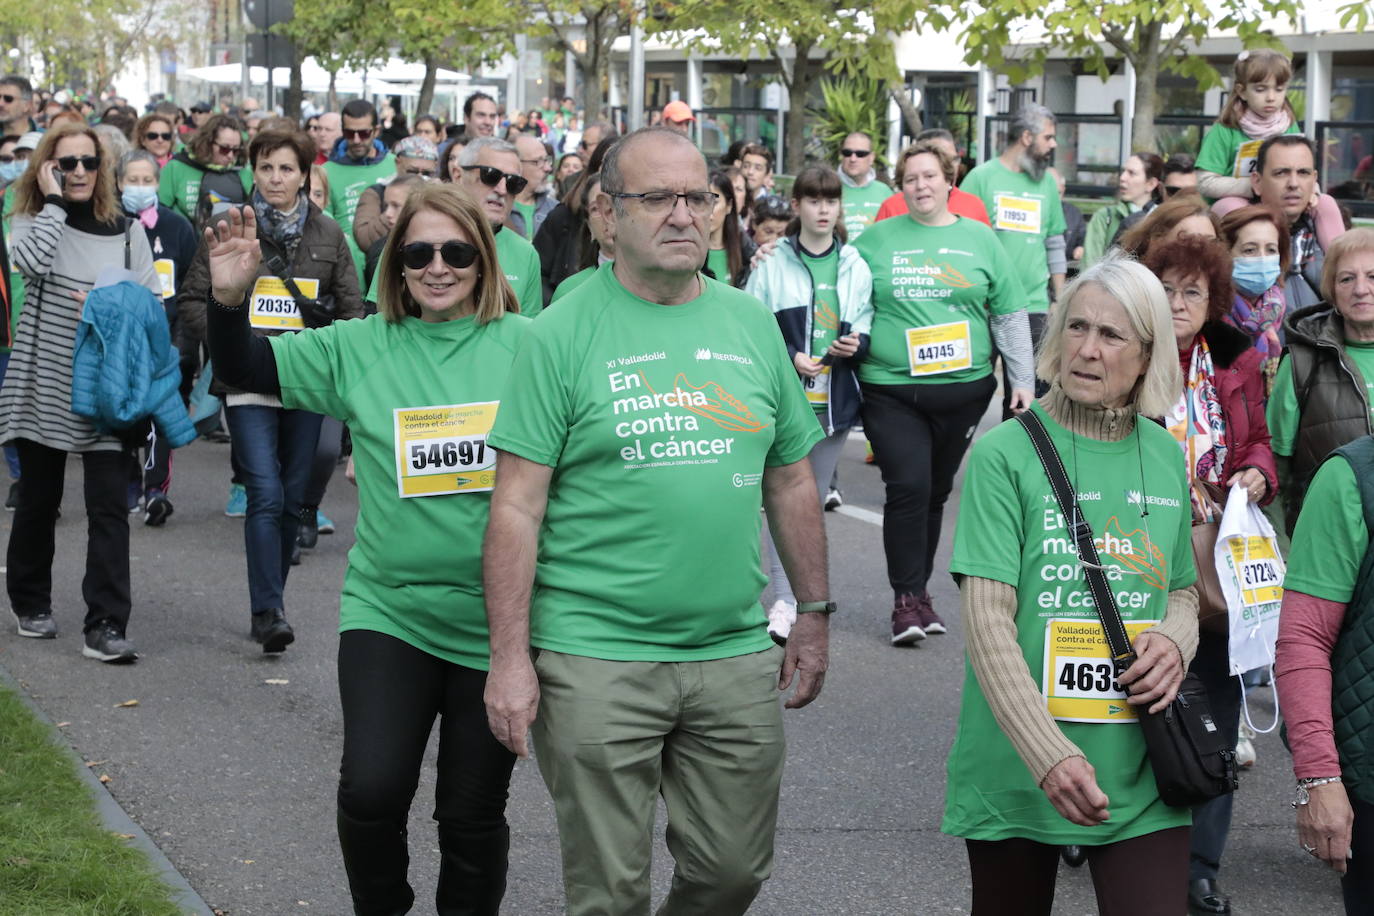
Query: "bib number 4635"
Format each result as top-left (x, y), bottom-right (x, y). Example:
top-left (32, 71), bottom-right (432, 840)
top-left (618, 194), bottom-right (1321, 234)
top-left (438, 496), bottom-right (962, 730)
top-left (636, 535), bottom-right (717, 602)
top-left (1056, 660), bottom-right (1122, 695)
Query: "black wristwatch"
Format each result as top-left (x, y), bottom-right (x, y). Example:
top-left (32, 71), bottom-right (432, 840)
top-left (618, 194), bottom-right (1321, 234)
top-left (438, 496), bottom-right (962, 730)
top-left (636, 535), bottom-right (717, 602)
top-left (796, 601), bottom-right (837, 615)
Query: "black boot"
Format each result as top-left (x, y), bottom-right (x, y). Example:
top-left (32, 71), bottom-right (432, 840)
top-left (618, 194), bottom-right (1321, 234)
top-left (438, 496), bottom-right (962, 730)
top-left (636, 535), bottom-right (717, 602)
top-left (435, 823), bottom-right (510, 916)
top-left (337, 806), bottom-right (415, 916)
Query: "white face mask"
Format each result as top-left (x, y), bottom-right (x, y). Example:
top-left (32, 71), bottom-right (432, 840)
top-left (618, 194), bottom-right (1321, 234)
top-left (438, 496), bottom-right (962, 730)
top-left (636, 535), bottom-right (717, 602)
top-left (0, 158), bottom-right (24, 184)
top-left (121, 185), bottom-right (158, 213)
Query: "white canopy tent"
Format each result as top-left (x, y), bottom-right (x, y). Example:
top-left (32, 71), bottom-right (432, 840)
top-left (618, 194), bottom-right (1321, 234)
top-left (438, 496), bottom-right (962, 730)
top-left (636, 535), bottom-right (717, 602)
top-left (182, 61), bottom-right (399, 95)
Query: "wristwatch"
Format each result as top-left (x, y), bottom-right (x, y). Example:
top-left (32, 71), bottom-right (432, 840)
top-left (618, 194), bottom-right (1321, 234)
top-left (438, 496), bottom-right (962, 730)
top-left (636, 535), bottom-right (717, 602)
top-left (1294, 776), bottom-right (1342, 807)
top-left (796, 601), bottom-right (837, 615)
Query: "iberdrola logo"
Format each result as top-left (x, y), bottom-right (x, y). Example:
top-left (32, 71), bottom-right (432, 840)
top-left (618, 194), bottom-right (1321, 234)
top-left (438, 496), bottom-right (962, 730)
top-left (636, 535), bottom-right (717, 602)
top-left (695, 348), bottom-right (711, 360)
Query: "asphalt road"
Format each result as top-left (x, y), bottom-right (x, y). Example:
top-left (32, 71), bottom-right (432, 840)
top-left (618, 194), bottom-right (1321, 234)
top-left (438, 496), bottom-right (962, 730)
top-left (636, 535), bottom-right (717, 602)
top-left (0, 405), bottom-right (1347, 915)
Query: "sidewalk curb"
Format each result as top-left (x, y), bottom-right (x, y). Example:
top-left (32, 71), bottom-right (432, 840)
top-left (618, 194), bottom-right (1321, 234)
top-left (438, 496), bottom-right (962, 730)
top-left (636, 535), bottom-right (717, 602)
top-left (0, 660), bottom-right (216, 916)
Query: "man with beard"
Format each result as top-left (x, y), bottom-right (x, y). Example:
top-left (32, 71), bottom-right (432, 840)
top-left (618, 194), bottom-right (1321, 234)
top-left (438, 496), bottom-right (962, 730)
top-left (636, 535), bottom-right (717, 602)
top-left (960, 104), bottom-right (1066, 416)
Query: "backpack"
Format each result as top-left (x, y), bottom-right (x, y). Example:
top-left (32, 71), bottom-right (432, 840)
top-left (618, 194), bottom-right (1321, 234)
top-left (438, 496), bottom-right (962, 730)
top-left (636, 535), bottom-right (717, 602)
top-left (194, 168), bottom-right (248, 234)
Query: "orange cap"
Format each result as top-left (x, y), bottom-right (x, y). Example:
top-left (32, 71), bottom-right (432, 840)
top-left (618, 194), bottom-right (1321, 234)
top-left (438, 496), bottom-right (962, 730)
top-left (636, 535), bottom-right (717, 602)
top-left (663, 100), bottom-right (695, 123)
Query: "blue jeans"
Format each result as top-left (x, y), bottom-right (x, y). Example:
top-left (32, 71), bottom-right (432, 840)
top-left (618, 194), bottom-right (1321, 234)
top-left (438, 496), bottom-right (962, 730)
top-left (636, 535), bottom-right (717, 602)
top-left (225, 405), bottom-right (322, 613)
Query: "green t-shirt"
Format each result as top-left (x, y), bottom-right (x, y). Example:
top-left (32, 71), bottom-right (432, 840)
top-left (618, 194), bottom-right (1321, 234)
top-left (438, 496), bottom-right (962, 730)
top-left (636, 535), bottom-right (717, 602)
top-left (852, 215), bottom-right (1024, 386)
top-left (706, 247), bottom-right (731, 286)
top-left (323, 155), bottom-right (396, 279)
top-left (802, 245), bottom-right (840, 415)
top-left (551, 264), bottom-right (597, 304)
top-left (945, 403), bottom-right (1196, 844)
top-left (1195, 122), bottom-right (1302, 181)
top-left (513, 201), bottom-right (536, 239)
top-left (269, 311), bottom-right (530, 670)
top-left (841, 180), bottom-right (893, 242)
top-left (487, 263), bottom-right (823, 661)
top-left (1285, 456), bottom-right (1367, 602)
top-left (492, 226), bottom-right (543, 317)
top-left (1266, 344), bottom-right (1374, 457)
top-left (156, 157), bottom-right (253, 224)
top-left (959, 159), bottom-right (1066, 312)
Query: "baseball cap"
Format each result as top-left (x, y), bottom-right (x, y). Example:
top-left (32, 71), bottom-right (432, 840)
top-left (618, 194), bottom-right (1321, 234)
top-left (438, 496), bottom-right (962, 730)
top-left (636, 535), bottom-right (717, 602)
top-left (190, 100), bottom-right (212, 113)
top-left (15, 131), bottom-right (42, 152)
top-left (392, 135), bottom-right (439, 161)
top-left (662, 100), bottom-right (695, 123)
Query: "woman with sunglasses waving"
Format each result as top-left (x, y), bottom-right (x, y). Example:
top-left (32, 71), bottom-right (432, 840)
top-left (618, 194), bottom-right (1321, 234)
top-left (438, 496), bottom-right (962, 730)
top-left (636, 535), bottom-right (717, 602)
top-left (205, 181), bottom-right (527, 915)
top-left (180, 129), bottom-right (363, 655)
top-left (0, 122), bottom-right (162, 663)
top-left (157, 112), bottom-right (252, 231)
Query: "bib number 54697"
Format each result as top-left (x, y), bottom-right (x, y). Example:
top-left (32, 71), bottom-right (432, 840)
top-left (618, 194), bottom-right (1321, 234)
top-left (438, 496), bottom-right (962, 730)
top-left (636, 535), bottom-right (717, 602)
top-left (408, 435), bottom-right (487, 472)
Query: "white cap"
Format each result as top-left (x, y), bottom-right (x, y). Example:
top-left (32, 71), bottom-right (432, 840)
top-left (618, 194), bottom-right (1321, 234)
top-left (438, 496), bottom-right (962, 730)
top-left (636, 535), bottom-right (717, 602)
top-left (15, 131), bottom-right (42, 151)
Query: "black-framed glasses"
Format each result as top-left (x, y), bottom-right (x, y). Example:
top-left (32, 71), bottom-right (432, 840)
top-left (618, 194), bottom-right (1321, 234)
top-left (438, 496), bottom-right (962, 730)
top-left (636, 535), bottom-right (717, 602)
top-left (56, 155), bottom-right (101, 172)
top-left (520, 155), bottom-right (553, 168)
top-left (460, 165), bottom-right (527, 195)
top-left (214, 143), bottom-right (242, 157)
top-left (840, 148), bottom-right (872, 158)
top-left (342, 127), bottom-right (375, 140)
top-left (400, 240), bottom-right (480, 271)
top-left (610, 190), bottom-right (719, 216)
top-left (145, 131), bottom-right (173, 142)
top-left (401, 165), bottom-right (436, 176)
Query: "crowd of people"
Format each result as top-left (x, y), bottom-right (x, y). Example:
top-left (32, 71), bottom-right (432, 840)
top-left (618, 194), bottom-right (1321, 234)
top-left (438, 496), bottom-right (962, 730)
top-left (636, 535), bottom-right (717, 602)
top-left (1, 41), bottom-right (1372, 915)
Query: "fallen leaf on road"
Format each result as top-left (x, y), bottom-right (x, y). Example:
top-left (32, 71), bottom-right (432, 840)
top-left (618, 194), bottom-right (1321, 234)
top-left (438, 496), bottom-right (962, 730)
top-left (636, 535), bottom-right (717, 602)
top-left (113, 832), bottom-right (134, 840)
top-left (114, 700), bottom-right (139, 708)
top-left (242, 859), bottom-right (254, 865)
top-left (55, 722), bottom-right (70, 728)
top-left (98, 774), bottom-right (112, 784)
top-left (264, 678), bottom-right (289, 685)
top-left (85, 760), bottom-right (107, 767)
top-left (297, 903), bottom-right (310, 907)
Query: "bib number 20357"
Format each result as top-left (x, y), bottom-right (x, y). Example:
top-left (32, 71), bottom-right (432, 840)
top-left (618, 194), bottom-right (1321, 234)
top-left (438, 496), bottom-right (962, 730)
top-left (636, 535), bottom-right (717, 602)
top-left (393, 402), bottom-right (499, 497)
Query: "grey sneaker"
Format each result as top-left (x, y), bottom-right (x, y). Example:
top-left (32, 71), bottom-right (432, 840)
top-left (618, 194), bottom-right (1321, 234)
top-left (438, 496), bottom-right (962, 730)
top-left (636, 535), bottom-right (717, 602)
top-left (82, 622), bottom-right (137, 663)
top-left (16, 613), bottom-right (58, 639)
top-left (891, 594), bottom-right (926, 645)
top-left (916, 594), bottom-right (947, 635)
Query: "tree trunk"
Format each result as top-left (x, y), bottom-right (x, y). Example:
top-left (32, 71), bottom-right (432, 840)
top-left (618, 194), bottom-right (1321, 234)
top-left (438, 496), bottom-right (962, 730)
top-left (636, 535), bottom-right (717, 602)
top-left (416, 55), bottom-right (439, 117)
top-left (283, 43), bottom-right (304, 120)
top-left (782, 38), bottom-right (818, 173)
top-left (328, 70), bottom-right (337, 113)
top-left (888, 80), bottom-right (922, 141)
top-left (1129, 21), bottom-right (1162, 153)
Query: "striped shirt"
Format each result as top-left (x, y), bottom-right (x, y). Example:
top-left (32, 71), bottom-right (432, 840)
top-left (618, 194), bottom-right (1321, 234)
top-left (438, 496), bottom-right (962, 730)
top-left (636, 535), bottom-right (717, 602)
top-left (0, 203), bottom-right (160, 452)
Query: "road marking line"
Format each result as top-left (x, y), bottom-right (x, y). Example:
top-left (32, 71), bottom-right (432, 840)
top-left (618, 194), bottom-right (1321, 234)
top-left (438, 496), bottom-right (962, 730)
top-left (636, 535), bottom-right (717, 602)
top-left (835, 504), bottom-right (883, 527)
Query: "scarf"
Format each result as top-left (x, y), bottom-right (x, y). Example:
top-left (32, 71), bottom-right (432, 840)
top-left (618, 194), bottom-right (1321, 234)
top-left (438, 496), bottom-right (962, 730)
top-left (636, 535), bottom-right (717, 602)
top-left (1225, 287), bottom-right (1286, 394)
top-left (1238, 107), bottom-right (1292, 142)
top-left (838, 168), bottom-right (877, 189)
top-left (252, 189), bottom-right (308, 262)
top-left (1166, 335), bottom-right (1228, 520)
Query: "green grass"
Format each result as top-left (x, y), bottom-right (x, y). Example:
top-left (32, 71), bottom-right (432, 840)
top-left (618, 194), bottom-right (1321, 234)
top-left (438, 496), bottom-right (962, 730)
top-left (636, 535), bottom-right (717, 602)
top-left (0, 686), bottom-right (188, 916)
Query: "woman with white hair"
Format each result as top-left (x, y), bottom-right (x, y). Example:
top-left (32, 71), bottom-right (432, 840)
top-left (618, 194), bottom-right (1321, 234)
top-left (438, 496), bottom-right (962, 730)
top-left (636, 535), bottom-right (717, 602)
top-left (944, 253), bottom-right (1202, 914)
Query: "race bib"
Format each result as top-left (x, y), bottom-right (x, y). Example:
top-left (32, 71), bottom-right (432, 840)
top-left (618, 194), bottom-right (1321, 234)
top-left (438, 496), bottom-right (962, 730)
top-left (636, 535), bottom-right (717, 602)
top-left (804, 365), bottom-right (831, 407)
top-left (153, 259), bottom-right (175, 300)
top-left (1232, 139), bottom-right (1263, 178)
top-left (249, 276), bottom-right (317, 331)
top-left (905, 321), bottom-right (972, 377)
top-left (393, 402), bottom-right (498, 497)
top-left (1227, 536), bottom-right (1282, 608)
top-left (994, 194), bottom-right (1042, 234)
top-left (1043, 618), bottom-right (1158, 723)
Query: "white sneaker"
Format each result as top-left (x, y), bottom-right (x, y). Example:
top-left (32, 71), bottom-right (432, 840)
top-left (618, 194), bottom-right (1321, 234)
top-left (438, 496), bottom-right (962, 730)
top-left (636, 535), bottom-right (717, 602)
top-left (824, 489), bottom-right (843, 511)
top-left (1236, 723), bottom-right (1257, 768)
top-left (767, 599), bottom-right (796, 646)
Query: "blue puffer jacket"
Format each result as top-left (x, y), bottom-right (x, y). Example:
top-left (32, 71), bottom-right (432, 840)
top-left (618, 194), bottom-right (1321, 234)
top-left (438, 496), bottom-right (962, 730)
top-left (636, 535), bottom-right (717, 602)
top-left (71, 280), bottom-right (196, 448)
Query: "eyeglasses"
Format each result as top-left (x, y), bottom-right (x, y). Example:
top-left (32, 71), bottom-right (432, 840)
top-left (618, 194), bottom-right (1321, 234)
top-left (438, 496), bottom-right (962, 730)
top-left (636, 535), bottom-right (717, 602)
top-left (342, 127), bottom-right (375, 140)
top-left (399, 240), bottom-right (480, 271)
top-left (145, 131), bottom-right (173, 142)
top-left (56, 155), bottom-right (101, 172)
top-left (460, 164), bottom-right (527, 195)
top-left (401, 165), bottom-right (436, 176)
top-left (610, 190), bottom-right (719, 216)
top-left (520, 156), bottom-right (553, 168)
top-left (214, 143), bottom-right (242, 157)
top-left (1162, 282), bottom-right (1207, 306)
top-left (840, 148), bottom-right (872, 158)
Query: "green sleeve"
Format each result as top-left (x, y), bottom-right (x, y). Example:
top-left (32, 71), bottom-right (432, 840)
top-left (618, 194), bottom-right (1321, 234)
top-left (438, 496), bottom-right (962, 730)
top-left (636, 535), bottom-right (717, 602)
top-left (517, 246), bottom-right (542, 318)
top-left (486, 323), bottom-right (572, 467)
top-left (1195, 125), bottom-right (1238, 178)
top-left (240, 168), bottom-right (253, 197)
top-left (1168, 460), bottom-right (1198, 591)
top-left (1285, 457), bottom-right (1367, 602)
top-left (1081, 207), bottom-right (1114, 267)
top-left (948, 432), bottom-right (1024, 587)
top-left (763, 324), bottom-right (824, 466)
top-left (984, 230), bottom-right (1025, 315)
top-left (1265, 355), bottom-right (1297, 457)
top-left (157, 162), bottom-right (176, 209)
top-left (268, 323), bottom-right (355, 422)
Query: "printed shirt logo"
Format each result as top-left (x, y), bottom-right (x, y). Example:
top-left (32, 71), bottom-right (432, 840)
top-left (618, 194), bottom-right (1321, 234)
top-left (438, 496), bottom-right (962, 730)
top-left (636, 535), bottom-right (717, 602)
top-left (608, 366), bottom-right (768, 471)
top-left (693, 347), bottom-right (754, 366)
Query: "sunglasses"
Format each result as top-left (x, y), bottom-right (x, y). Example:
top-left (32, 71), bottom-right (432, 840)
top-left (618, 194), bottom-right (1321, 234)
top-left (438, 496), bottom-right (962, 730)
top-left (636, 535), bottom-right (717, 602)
top-left (0, 154), bottom-right (12, 164)
top-left (145, 131), bottom-right (173, 142)
top-left (215, 143), bottom-right (242, 157)
top-left (56, 155), bottom-right (101, 172)
top-left (401, 165), bottom-right (436, 176)
top-left (460, 164), bottom-right (527, 195)
top-left (1163, 184), bottom-right (1191, 197)
top-left (840, 148), bottom-right (872, 158)
top-left (0, 93), bottom-right (18, 104)
top-left (400, 240), bottom-right (480, 271)
top-left (342, 127), bottom-right (375, 140)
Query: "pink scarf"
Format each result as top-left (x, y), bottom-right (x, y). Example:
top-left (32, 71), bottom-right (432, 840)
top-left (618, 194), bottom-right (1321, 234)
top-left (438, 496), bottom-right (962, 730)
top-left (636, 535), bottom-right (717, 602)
top-left (1239, 107), bottom-right (1292, 141)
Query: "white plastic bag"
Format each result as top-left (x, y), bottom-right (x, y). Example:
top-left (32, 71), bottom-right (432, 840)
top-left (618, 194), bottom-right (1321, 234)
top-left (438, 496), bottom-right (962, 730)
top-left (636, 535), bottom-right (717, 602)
top-left (1213, 482), bottom-right (1284, 731)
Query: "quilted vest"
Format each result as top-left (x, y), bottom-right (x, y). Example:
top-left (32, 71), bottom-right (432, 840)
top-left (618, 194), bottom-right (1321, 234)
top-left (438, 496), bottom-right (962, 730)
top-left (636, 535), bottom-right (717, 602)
top-left (1329, 436), bottom-right (1374, 806)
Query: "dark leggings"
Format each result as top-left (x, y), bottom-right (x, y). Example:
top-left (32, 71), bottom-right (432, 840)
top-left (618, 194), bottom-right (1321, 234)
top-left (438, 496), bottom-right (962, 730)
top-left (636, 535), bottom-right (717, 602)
top-left (303, 415), bottom-right (344, 509)
top-left (337, 630), bottom-right (516, 916)
top-left (1346, 797), bottom-right (1374, 915)
top-left (860, 375), bottom-right (996, 597)
top-left (966, 826), bottom-right (1190, 916)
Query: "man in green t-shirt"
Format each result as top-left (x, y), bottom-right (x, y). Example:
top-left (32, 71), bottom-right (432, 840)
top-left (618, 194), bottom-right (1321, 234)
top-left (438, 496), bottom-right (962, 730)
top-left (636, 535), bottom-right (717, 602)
top-left (456, 138), bottom-right (544, 316)
top-left (323, 99), bottom-right (396, 282)
top-left (838, 131), bottom-right (892, 241)
top-left (484, 126), bottom-right (830, 915)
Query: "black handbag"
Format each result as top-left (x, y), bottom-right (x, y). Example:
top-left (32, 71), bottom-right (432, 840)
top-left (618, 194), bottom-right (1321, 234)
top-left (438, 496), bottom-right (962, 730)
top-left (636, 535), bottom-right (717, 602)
top-left (1016, 410), bottom-right (1238, 808)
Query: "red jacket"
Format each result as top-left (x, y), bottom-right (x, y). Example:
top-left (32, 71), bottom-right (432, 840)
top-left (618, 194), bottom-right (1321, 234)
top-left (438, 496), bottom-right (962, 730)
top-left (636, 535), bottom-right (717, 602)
top-left (875, 187), bottom-right (991, 225)
top-left (1199, 320), bottom-right (1278, 504)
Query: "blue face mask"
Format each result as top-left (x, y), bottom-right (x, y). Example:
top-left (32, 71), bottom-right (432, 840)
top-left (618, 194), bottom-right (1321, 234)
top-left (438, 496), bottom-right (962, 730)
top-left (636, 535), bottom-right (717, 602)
top-left (122, 186), bottom-right (158, 214)
top-left (1233, 254), bottom-right (1281, 297)
top-left (0, 159), bottom-right (23, 185)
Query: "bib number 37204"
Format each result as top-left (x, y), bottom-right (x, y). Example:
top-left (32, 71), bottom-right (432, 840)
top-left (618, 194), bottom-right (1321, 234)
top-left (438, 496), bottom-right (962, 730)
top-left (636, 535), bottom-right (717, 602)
top-left (393, 402), bottom-right (499, 497)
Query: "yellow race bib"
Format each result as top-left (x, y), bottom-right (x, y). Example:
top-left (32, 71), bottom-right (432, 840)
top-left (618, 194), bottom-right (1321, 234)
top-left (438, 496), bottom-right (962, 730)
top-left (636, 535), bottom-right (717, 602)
top-left (1042, 618), bottom-right (1158, 723)
top-left (994, 194), bottom-right (1042, 234)
top-left (1232, 139), bottom-right (1263, 179)
top-left (153, 259), bottom-right (175, 300)
top-left (1227, 536), bottom-right (1282, 607)
top-left (905, 321), bottom-right (972, 377)
top-left (249, 276), bottom-right (318, 331)
top-left (393, 402), bottom-right (499, 497)
top-left (804, 365), bottom-right (831, 407)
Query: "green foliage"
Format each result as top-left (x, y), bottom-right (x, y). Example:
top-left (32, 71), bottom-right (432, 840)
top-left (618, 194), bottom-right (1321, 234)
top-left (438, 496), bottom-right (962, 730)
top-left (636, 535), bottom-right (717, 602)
top-left (811, 78), bottom-right (889, 166)
top-left (1337, 0), bottom-right (1373, 29)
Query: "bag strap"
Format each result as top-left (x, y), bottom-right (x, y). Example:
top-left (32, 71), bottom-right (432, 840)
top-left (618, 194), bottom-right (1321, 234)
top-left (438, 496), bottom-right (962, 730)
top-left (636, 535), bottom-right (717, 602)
top-left (260, 239), bottom-right (315, 313)
top-left (1015, 410), bottom-right (1137, 672)
top-left (123, 217), bottom-right (132, 270)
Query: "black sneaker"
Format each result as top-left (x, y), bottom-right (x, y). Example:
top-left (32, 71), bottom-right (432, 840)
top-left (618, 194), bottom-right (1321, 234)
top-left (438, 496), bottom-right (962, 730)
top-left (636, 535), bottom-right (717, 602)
top-left (16, 613), bottom-right (58, 639)
top-left (5, 480), bottom-right (18, 511)
top-left (82, 622), bottom-right (138, 663)
top-left (144, 491), bottom-right (174, 527)
top-left (250, 608), bottom-right (294, 653)
top-left (297, 504), bottom-right (319, 549)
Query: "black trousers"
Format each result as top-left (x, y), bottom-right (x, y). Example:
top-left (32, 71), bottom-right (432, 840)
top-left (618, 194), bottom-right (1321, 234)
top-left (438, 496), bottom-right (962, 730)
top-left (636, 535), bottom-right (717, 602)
top-left (7, 439), bottom-right (131, 633)
top-left (860, 376), bottom-right (996, 597)
top-left (966, 826), bottom-right (1190, 916)
top-left (1188, 630), bottom-right (1244, 881)
top-left (303, 414), bottom-right (344, 508)
top-left (336, 630), bottom-right (516, 916)
top-left (1346, 797), bottom-right (1374, 916)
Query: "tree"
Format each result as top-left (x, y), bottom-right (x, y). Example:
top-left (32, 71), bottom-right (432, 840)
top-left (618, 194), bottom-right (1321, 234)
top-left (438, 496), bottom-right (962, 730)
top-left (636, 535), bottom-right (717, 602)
top-left (276, 0), bottom-right (390, 112)
top-left (930, 0), bottom-right (1301, 152)
top-left (388, 0), bottom-right (524, 117)
top-left (532, 0), bottom-right (631, 119)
